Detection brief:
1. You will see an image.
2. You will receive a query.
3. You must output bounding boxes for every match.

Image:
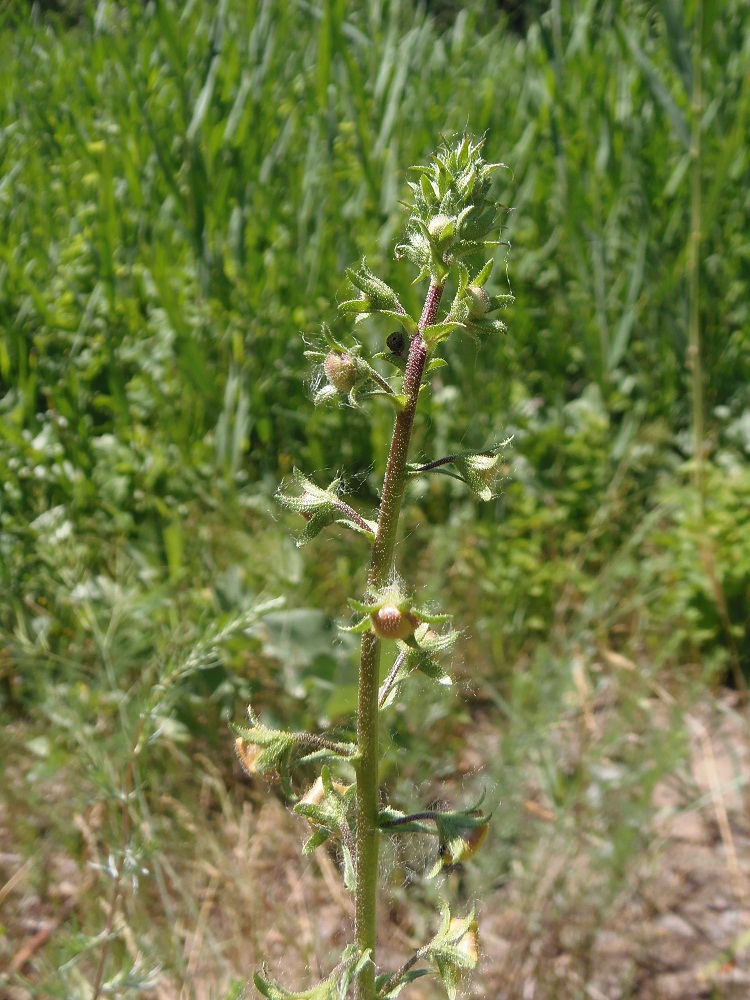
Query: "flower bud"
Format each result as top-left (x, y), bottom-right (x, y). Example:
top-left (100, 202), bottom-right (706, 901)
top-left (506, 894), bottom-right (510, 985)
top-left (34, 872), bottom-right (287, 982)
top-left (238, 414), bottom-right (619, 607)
top-left (449, 917), bottom-right (479, 971)
top-left (370, 604), bottom-right (418, 641)
top-left (300, 775), bottom-right (348, 808)
top-left (301, 776), bottom-right (326, 808)
top-left (323, 351), bottom-right (357, 393)
top-left (427, 213), bottom-right (453, 241)
top-left (235, 737), bottom-right (263, 778)
top-left (470, 454), bottom-right (500, 484)
top-left (466, 285), bottom-right (490, 319)
top-left (440, 820), bottom-right (489, 866)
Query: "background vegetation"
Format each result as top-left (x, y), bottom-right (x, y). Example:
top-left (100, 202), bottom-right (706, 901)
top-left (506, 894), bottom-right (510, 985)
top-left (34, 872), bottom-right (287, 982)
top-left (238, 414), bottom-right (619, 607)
top-left (1, 0), bottom-right (749, 997)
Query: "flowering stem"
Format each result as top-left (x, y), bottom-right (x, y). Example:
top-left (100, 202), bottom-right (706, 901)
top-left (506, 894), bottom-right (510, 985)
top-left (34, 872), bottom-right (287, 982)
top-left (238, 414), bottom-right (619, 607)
top-left (354, 282), bottom-right (444, 1000)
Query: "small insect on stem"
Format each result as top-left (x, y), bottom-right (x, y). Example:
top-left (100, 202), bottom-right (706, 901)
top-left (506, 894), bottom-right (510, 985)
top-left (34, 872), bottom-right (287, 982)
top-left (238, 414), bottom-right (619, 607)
top-left (386, 330), bottom-right (408, 358)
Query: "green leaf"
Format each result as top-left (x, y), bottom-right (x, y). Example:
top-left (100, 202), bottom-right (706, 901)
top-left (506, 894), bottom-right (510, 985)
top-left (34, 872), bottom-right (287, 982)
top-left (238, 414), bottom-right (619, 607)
top-left (340, 614), bottom-right (372, 634)
top-left (422, 321), bottom-right (464, 346)
top-left (338, 297), bottom-right (372, 315)
top-left (301, 827), bottom-right (333, 854)
top-left (425, 358), bottom-right (448, 373)
top-left (470, 259), bottom-right (494, 287)
top-left (186, 53), bottom-right (221, 143)
top-left (378, 310), bottom-right (418, 335)
top-left (336, 516), bottom-right (377, 540)
top-left (369, 390), bottom-right (407, 412)
top-left (344, 260), bottom-right (403, 312)
top-left (253, 970), bottom-right (333, 1000)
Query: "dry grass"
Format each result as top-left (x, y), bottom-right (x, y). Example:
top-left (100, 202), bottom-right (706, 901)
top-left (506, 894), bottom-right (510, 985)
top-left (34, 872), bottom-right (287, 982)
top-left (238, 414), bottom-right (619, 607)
top-left (2, 678), bottom-right (750, 1000)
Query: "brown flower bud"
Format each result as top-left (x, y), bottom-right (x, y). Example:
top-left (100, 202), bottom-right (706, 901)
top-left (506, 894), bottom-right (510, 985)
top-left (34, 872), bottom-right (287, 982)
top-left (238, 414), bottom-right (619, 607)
top-left (300, 776), bottom-right (348, 808)
top-left (450, 917), bottom-right (479, 971)
top-left (440, 820), bottom-right (489, 866)
top-left (235, 737), bottom-right (263, 778)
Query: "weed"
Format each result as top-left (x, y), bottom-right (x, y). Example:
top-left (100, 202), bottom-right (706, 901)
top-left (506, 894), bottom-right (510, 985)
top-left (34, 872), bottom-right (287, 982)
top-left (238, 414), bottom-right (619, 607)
top-left (234, 136), bottom-right (512, 1000)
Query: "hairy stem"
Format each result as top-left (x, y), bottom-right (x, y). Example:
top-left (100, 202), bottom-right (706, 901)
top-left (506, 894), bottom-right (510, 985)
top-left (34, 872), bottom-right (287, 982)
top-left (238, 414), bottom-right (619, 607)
top-left (354, 282), bottom-right (444, 1000)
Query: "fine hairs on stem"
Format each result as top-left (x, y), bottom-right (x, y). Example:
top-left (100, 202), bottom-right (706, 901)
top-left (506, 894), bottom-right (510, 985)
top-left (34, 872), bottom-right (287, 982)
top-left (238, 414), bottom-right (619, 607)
top-left (235, 135), bottom-right (513, 1000)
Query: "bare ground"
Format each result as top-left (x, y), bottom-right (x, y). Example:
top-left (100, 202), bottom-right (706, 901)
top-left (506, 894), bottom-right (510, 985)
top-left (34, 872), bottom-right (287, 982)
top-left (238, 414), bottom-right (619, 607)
top-left (1, 686), bottom-right (749, 1000)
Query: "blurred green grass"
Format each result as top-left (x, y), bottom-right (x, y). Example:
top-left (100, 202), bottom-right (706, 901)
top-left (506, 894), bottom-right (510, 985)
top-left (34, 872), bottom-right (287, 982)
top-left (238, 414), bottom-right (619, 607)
top-left (1, 0), bottom-right (750, 997)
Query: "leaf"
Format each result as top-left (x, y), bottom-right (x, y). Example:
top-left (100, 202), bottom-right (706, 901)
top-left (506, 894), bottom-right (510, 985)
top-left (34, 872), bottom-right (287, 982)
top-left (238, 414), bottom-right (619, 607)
top-left (187, 53), bottom-right (221, 143)
top-left (369, 390), bottom-right (407, 412)
top-left (658, 0), bottom-right (692, 95)
top-left (470, 259), bottom-right (494, 287)
top-left (253, 970), bottom-right (332, 1000)
top-left (336, 517), bottom-right (377, 540)
top-left (338, 297), bottom-right (372, 315)
top-left (422, 321), bottom-right (464, 346)
top-left (340, 614), bottom-right (372, 634)
top-left (301, 827), bottom-right (333, 854)
top-left (425, 358), bottom-right (448, 372)
top-left (378, 310), bottom-right (418, 335)
top-left (344, 260), bottom-right (402, 312)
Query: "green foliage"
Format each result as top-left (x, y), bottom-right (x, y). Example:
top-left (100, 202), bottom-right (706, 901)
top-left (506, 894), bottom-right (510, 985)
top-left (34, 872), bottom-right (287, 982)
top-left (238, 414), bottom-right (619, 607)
top-left (639, 458), bottom-right (750, 678)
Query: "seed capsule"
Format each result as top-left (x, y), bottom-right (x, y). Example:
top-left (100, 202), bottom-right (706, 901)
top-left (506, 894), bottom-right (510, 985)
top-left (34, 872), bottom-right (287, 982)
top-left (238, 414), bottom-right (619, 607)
top-left (370, 604), bottom-right (418, 641)
top-left (323, 351), bottom-right (358, 392)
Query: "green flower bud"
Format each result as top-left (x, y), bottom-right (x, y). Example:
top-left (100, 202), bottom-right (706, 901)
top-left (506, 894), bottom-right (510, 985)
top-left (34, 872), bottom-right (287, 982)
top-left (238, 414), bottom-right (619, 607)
top-left (427, 213), bottom-right (454, 241)
top-left (466, 284), bottom-right (490, 319)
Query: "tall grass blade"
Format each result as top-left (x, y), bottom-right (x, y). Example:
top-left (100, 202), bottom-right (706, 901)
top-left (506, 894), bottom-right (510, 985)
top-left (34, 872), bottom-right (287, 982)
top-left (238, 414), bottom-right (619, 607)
top-left (616, 20), bottom-right (690, 149)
